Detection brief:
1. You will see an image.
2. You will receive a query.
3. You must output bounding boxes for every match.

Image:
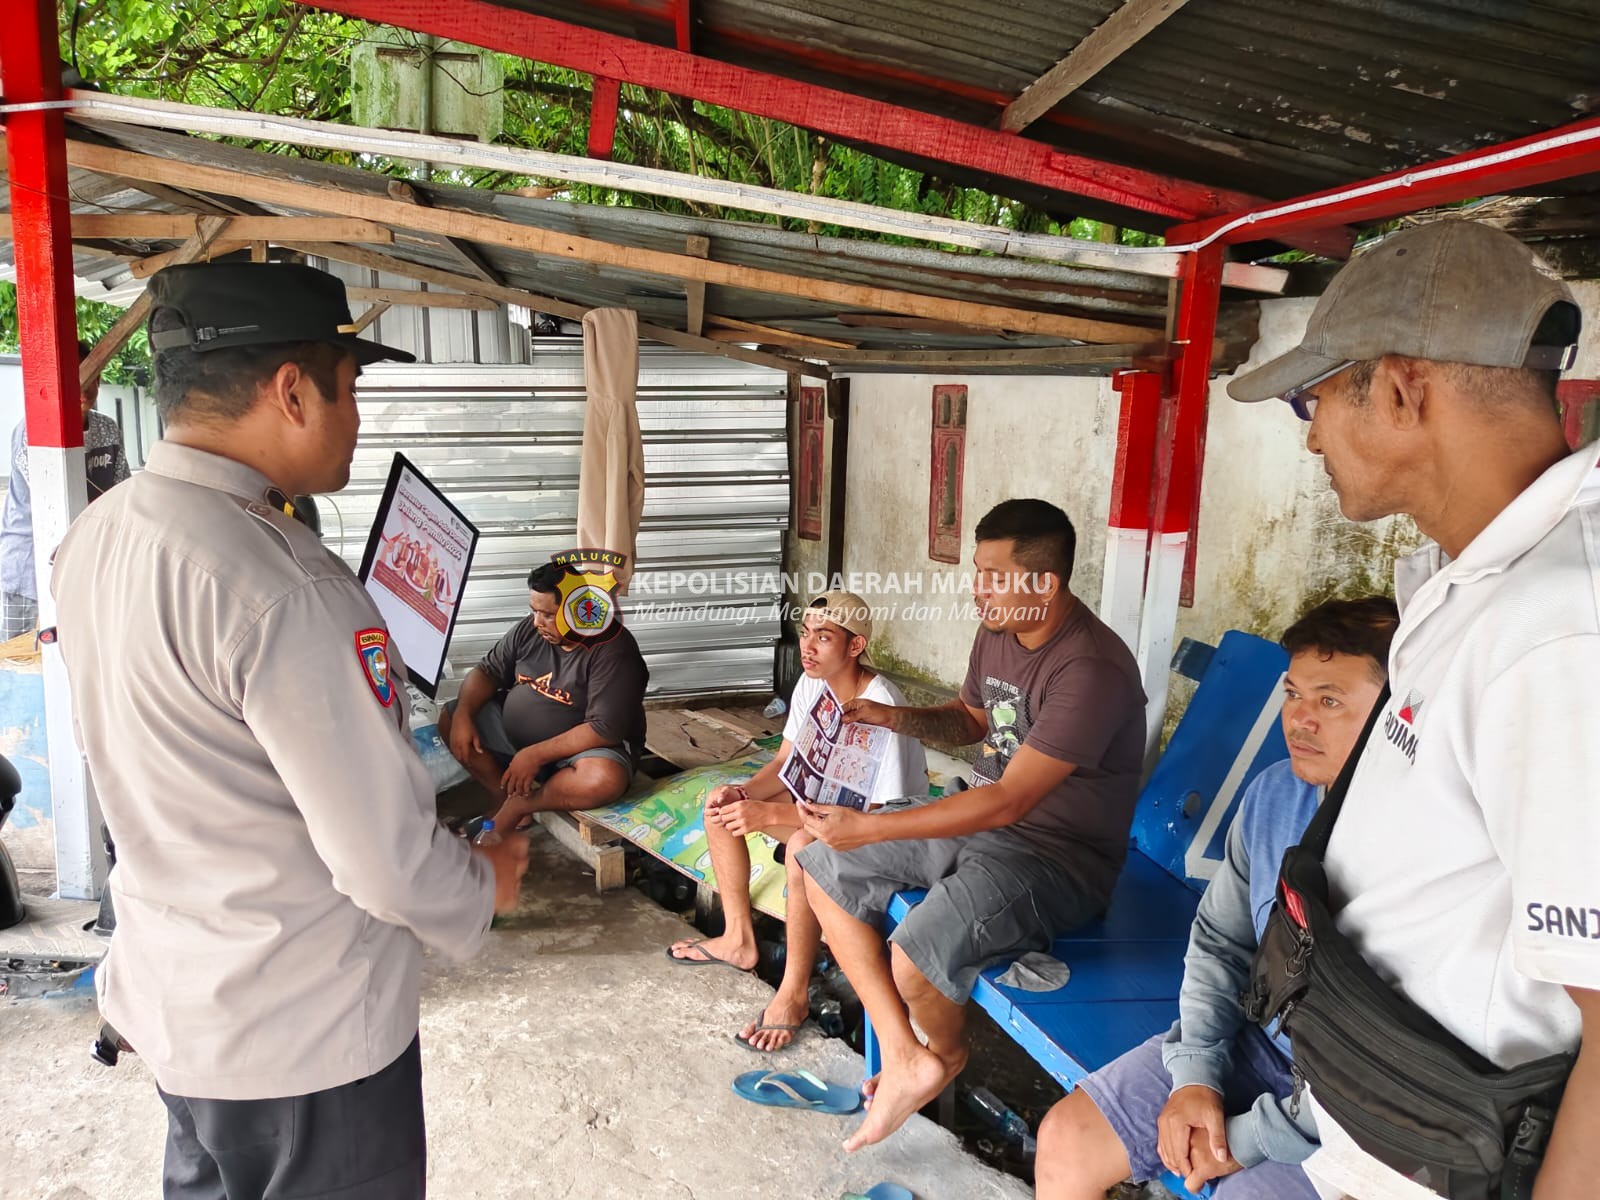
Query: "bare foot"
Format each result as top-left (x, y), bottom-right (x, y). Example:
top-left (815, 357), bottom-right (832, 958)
top-left (666, 932), bottom-right (758, 970)
top-left (738, 991), bottom-right (808, 1051)
top-left (843, 1044), bottom-right (956, 1152)
top-left (860, 1072), bottom-right (879, 1109)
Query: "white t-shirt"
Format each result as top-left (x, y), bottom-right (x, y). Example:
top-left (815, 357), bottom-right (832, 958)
top-left (782, 672), bottom-right (928, 805)
top-left (1306, 442), bottom-right (1600, 1197)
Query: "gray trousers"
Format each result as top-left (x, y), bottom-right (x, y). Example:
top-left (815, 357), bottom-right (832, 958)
top-left (158, 1036), bottom-right (426, 1199)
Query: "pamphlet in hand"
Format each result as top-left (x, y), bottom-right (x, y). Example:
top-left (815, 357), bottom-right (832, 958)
top-left (779, 684), bottom-right (892, 811)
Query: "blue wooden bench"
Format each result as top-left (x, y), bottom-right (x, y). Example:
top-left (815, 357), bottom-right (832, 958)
top-left (863, 631), bottom-right (1291, 1195)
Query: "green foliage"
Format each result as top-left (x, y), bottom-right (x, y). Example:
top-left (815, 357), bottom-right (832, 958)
top-left (0, 283), bottom-right (149, 385)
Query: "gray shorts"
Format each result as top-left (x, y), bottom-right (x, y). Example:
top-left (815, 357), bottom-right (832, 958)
top-left (796, 818), bottom-right (1102, 1004)
top-left (1076, 1030), bottom-right (1318, 1199)
top-left (445, 696), bottom-right (634, 783)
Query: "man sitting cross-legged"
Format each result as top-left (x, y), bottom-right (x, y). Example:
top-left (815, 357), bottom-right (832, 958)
top-left (796, 498), bottom-right (1147, 1151)
top-left (1035, 596), bottom-right (1398, 1200)
top-left (667, 591), bottom-right (928, 1052)
top-left (439, 562), bottom-right (648, 832)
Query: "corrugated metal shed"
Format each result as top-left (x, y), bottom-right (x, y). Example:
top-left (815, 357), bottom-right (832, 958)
top-left (333, 352), bottom-right (790, 699)
top-left (486, 0), bottom-right (1600, 230)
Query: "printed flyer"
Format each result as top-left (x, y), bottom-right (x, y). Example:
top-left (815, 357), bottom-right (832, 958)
top-left (358, 453), bottom-right (479, 697)
top-left (779, 683), bottom-right (893, 811)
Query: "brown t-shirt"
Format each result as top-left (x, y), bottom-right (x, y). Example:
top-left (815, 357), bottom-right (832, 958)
top-left (478, 618), bottom-right (649, 765)
top-left (957, 601), bottom-right (1146, 889)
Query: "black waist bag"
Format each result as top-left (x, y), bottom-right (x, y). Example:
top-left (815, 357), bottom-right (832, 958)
top-left (1246, 687), bottom-right (1573, 1200)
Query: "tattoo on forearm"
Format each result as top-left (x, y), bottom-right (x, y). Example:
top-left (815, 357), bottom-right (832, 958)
top-left (893, 704), bottom-right (982, 746)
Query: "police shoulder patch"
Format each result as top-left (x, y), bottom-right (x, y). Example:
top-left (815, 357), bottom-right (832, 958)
top-left (355, 627), bottom-right (394, 707)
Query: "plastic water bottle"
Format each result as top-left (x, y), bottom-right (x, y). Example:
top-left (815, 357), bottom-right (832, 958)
top-left (808, 980), bottom-right (845, 1037)
top-left (963, 1086), bottom-right (1036, 1158)
top-left (763, 696), bottom-right (788, 719)
top-left (474, 819), bottom-right (502, 847)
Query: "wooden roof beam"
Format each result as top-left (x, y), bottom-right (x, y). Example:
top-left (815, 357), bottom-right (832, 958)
top-left (62, 138), bottom-right (1161, 345)
top-left (1001, 0), bottom-right (1195, 134)
top-left (279, 239), bottom-right (831, 380)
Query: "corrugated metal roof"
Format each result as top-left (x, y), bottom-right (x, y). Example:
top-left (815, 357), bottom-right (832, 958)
top-left (487, 0), bottom-right (1600, 230)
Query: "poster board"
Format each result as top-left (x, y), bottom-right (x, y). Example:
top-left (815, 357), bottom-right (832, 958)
top-left (778, 683), bottom-right (894, 811)
top-left (357, 453), bottom-right (479, 698)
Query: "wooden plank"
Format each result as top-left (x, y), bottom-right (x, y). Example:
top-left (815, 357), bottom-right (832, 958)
top-left (808, 342), bottom-right (1167, 368)
top-left (385, 178), bottom-right (506, 286)
top-left (706, 315), bottom-right (857, 349)
top-left (692, 706), bottom-right (780, 740)
top-left (645, 708), bottom-right (752, 768)
top-left (280, 238), bottom-right (831, 380)
top-left (81, 216), bottom-right (229, 385)
top-left (1002, 0), bottom-right (1199, 133)
top-left (63, 139), bottom-right (1165, 345)
top-left (534, 811), bottom-right (627, 892)
top-left (348, 301), bottom-right (390, 334)
top-left (128, 240), bottom-right (249, 278)
top-left (684, 234), bottom-right (708, 336)
top-left (0, 212), bottom-right (395, 243)
top-left (575, 813), bottom-right (624, 846)
top-left (344, 287), bottom-right (497, 310)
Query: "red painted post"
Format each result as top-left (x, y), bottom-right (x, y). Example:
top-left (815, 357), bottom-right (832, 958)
top-left (1131, 243), bottom-right (1223, 752)
top-left (1, 0), bottom-right (82, 453)
top-left (1, 0), bottom-right (100, 900)
top-left (588, 76), bottom-right (621, 160)
top-left (673, 0), bottom-right (693, 52)
top-left (1100, 368), bottom-right (1162, 652)
top-left (302, 0), bottom-right (1261, 223)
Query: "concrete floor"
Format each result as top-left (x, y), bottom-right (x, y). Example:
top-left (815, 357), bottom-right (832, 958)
top-left (0, 831), bottom-right (1032, 1200)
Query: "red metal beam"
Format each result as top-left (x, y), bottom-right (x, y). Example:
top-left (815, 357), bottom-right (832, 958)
top-left (588, 76), bottom-right (621, 160)
top-left (305, 0), bottom-right (1258, 223)
top-left (1108, 369), bottom-right (1161, 536)
top-left (0, 0), bottom-right (82, 452)
top-left (1183, 115), bottom-right (1600, 246)
top-left (1160, 245), bottom-right (1223, 606)
top-left (673, 0), bottom-right (693, 53)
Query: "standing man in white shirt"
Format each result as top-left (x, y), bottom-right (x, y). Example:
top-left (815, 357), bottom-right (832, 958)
top-left (1227, 220), bottom-right (1598, 1200)
top-left (667, 591), bottom-right (927, 1052)
top-left (53, 262), bottom-right (530, 1200)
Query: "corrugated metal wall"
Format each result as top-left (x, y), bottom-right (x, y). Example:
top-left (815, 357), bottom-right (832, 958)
top-left (328, 346), bottom-right (789, 700)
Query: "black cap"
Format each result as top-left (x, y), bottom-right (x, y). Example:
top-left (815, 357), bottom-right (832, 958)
top-left (146, 262), bottom-right (416, 365)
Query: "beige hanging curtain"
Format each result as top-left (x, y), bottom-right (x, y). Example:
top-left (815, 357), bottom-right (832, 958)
top-left (576, 308), bottom-right (646, 592)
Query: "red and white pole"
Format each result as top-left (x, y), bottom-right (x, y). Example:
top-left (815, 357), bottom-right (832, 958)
top-left (1099, 369), bottom-right (1161, 654)
top-left (1, 0), bottom-right (100, 898)
top-left (1134, 242), bottom-right (1222, 756)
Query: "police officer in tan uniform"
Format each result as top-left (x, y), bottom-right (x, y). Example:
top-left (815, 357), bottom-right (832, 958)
top-left (51, 262), bottom-right (529, 1199)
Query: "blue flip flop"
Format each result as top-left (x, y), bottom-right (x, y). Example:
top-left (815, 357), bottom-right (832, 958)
top-left (842, 1185), bottom-right (914, 1200)
top-left (732, 1069), bottom-right (862, 1115)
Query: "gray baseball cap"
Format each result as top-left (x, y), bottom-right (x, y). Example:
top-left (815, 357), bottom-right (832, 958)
top-left (1228, 221), bottom-right (1579, 403)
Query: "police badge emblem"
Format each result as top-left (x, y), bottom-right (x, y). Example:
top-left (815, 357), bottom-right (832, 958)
top-left (355, 627), bottom-right (395, 706)
top-left (549, 549), bottom-right (627, 648)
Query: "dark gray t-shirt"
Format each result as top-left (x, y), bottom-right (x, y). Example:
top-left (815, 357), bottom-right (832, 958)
top-left (477, 618), bottom-right (649, 765)
top-left (958, 601), bottom-right (1146, 889)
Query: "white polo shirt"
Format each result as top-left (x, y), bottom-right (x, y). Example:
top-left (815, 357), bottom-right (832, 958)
top-left (1304, 440), bottom-right (1600, 1197)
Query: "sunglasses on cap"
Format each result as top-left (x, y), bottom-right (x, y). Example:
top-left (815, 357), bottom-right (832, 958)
top-left (1281, 360), bottom-right (1356, 422)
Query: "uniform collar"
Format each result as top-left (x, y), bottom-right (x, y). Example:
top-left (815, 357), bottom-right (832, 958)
top-left (144, 441), bottom-right (282, 506)
top-left (1394, 440), bottom-right (1600, 608)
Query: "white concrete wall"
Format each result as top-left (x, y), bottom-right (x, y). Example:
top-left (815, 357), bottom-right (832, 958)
top-left (805, 284), bottom-right (1599, 722)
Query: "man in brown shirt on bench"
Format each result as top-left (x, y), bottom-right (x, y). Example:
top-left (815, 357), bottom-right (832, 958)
top-left (797, 498), bottom-right (1147, 1151)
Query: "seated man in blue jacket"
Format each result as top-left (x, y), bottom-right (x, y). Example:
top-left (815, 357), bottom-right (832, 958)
top-left (1035, 596), bottom-right (1397, 1200)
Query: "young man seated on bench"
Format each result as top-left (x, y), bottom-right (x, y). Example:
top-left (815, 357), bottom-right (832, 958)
top-left (1035, 596), bottom-right (1398, 1200)
top-left (665, 591), bottom-right (928, 1052)
top-left (439, 562), bottom-right (648, 832)
top-left (795, 498), bottom-right (1147, 1151)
